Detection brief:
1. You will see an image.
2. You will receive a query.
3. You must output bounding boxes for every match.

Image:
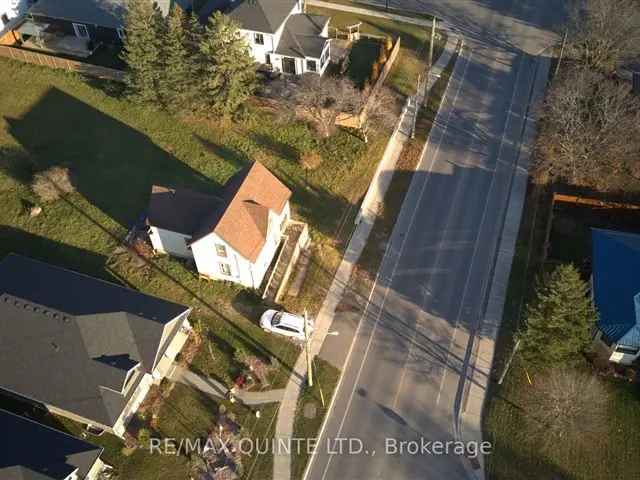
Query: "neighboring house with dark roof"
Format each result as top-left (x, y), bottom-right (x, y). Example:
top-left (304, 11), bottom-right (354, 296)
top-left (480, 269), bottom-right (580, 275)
top-left (592, 228), bottom-right (640, 365)
top-left (0, 408), bottom-right (104, 480)
top-left (0, 254), bottom-right (192, 437)
top-left (147, 161), bottom-right (293, 289)
top-left (4, 0), bottom-right (173, 56)
top-left (200, 0), bottom-right (331, 75)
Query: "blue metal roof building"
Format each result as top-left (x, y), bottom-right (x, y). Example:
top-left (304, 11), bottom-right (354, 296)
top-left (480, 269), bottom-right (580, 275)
top-left (592, 228), bottom-right (640, 349)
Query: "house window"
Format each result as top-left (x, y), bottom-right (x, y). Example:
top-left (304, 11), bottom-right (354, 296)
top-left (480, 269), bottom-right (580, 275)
top-left (219, 262), bottom-right (231, 276)
top-left (306, 59), bottom-right (317, 72)
top-left (215, 244), bottom-right (227, 258)
top-left (320, 48), bottom-right (329, 66)
top-left (72, 23), bottom-right (90, 39)
top-left (254, 33), bottom-right (264, 45)
top-left (117, 27), bottom-right (126, 40)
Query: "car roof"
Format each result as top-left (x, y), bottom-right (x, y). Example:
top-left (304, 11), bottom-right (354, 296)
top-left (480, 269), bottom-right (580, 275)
top-left (276, 312), bottom-right (303, 330)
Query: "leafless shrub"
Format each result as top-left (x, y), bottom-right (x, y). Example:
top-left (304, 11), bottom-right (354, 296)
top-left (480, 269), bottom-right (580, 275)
top-left (299, 150), bottom-right (322, 170)
top-left (31, 166), bottom-right (75, 202)
top-left (290, 74), bottom-right (361, 138)
top-left (567, 0), bottom-right (640, 74)
top-left (523, 368), bottom-right (610, 452)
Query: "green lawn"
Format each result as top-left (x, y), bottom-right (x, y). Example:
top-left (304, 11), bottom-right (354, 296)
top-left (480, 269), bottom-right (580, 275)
top-left (486, 360), bottom-right (640, 479)
top-left (484, 185), bottom-right (640, 479)
top-left (291, 359), bottom-right (341, 480)
top-left (0, 56), bottom-right (389, 388)
top-left (0, 56), bottom-right (392, 478)
top-left (308, 5), bottom-right (445, 96)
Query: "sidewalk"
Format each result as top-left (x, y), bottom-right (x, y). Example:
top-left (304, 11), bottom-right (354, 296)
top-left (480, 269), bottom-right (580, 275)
top-left (458, 55), bottom-right (551, 480)
top-left (168, 364), bottom-right (285, 405)
top-left (272, 33), bottom-right (459, 480)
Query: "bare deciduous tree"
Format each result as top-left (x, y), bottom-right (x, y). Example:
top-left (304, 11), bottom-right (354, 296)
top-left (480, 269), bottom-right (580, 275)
top-left (291, 74), bottom-right (361, 138)
top-left (567, 0), bottom-right (640, 74)
top-left (357, 86), bottom-right (397, 143)
top-left (533, 65), bottom-right (640, 189)
top-left (523, 368), bottom-right (610, 452)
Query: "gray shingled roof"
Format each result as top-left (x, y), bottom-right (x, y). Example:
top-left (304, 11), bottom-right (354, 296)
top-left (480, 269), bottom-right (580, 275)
top-left (28, 0), bottom-right (127, 29)
top-left (225, 0), bottom-right (298, 34)
top-left (275, 14), bottom-right (329, 59)
top-left (0, 254), bottom-right (189, 428)
top-left (0, 408), bottom-right (103, 480)
top-left (147, 185), bottom-right (222, 236)
top-left (28, 0), bottom-right (172, 29)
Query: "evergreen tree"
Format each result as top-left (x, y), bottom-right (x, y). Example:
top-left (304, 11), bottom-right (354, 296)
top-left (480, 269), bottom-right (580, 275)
top-left (121, 0), bottom-right (163, 103)
top-left (198, 12), bottom-right (257, 115)
top-left (183, 10), bottom-right (206, 109)
top-left (520, 263), bottom-right (597, 366)
top-left (158, 5), bottom-right (190, 112)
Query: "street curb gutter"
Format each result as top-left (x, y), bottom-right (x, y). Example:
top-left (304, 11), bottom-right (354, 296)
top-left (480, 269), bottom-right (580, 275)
top-left (458, 54), bottom-right (552, 480)
top-left (298, 35), bottom-right (460, 480)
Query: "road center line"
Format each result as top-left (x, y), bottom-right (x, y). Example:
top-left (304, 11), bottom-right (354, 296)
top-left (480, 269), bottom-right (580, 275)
top-left (318, 50), bottom-right (474, 480)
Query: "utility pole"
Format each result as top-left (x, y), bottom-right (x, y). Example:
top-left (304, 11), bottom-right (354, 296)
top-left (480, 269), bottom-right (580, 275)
top-left (304, 309), bottom-right (313, 387)
top-left (427, 17), bottom-right (437, 78)
top-left (554, 28), bottom-right (568, 78)
top-left (413, 17), bottom-right (437, 139)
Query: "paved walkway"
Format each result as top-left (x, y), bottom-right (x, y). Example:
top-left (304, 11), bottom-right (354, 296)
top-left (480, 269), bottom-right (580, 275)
top-left (168, 364), bottom-right (285, 405)
top-left (272, 33), bottom-right (459, 480)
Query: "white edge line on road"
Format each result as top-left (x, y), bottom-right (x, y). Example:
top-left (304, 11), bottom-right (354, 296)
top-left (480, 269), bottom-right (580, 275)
top-left (306, 49), bottom-right (472, 480)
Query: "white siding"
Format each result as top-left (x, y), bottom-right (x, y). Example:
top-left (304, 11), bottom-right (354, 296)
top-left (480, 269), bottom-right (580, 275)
top-left (241, 1), bottom-right (310, 73)
top-left (241, 29), bottom-right (276, 64)
top-left (113, 373), bottom-right (153, 437)
top-left (191, 201), bottom-right (290, 289)
top-left (0, 0), bottom-right (27, 28)
top-left (85, 458), bottom-right (105, 480)
top-left (149, 226), bottom-right (193, 258)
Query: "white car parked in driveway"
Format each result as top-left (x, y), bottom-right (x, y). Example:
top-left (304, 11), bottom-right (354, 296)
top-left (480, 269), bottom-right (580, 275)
top-left (260, 309), bottom-right (313, 341)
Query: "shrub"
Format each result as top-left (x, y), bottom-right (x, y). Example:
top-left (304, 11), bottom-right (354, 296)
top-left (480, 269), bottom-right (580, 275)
top-left (300, 151), bottom-right (322, 170)
top-left (137, 427), bottom-right (151, 446)
top-left (31, 166), bottom-right (75, 203)
top-left (378, 43), bottom-right (388, 64)
top-left (385, 35), bottom-right (393, 53)
top-left (370, 62), bottom-right (380, 84)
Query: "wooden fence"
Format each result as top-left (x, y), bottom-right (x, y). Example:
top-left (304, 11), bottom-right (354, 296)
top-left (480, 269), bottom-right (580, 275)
top-left (0, 45), bottom-right (124, 82)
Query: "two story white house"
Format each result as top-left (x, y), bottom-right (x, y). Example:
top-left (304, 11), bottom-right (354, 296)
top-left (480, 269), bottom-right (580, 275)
top-left (200, 0), bottom-right (331, 75)
top-left (147, 161), bottom-right (293, 289)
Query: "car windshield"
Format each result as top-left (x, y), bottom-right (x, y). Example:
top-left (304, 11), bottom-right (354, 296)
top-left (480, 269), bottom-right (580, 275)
top-left (272, 312), bottom-right (283, 326)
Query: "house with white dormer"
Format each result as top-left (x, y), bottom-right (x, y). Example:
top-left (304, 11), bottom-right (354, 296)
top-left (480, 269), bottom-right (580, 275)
top-left (199, 0), bottom-right (331, 75)
top-left (147, 161), bottom-right (294, 289)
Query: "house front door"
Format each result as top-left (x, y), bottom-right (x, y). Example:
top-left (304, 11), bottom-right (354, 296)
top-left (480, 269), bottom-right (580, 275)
top-left (282, 57), bottom-right (296, 75)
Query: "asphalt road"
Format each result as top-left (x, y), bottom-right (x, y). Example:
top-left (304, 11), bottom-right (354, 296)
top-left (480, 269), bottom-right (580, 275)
top-left (307, 1), bottom-right (562, 479)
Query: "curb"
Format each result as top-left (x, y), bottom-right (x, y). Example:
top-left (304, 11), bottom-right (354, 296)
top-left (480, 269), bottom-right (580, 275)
top-left (457, 53), bottom-right (552, 480)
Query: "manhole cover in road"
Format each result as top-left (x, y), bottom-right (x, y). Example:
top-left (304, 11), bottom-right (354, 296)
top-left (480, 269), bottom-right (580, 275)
top-left (303, 402), bottom-right (317, 419)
